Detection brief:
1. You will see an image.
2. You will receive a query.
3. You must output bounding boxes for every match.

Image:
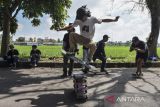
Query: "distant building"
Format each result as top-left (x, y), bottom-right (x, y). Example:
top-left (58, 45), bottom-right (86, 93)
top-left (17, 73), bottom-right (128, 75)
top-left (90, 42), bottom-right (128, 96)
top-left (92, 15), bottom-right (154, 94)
top-left (14, 42), bottom-right (63, 46)
top-left (43, 42), bottom-right (63, 46)
top-left (14, 42), bottom-right (40, 46)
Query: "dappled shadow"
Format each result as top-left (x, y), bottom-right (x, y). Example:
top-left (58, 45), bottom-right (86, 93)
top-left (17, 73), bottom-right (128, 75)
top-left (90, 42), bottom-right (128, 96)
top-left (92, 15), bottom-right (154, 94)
top-left (142, 69), bottom-right (160, 93)
top-left (15, 89), bottom-right (85, 107)
top-left (86, 68), bottom-right (160, 106)
top-left (0, 68), bottom-right (70, 99)
top-left (127, 68), bottom-right (160, 94)
top-left (1, 68), bottom-right (160, 107)
top-left (85, 68), bottom-right (135, 106)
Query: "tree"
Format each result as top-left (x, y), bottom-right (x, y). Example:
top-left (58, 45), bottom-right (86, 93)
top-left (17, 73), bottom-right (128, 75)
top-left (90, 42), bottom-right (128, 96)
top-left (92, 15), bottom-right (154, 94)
top-left (57, 38), bottom-right (61, 43)
top-left (49, 38), bottom-right (56, 43)
top-left (128, 0), bottom-right (160, 58)
top-left (28, 37), bottom-right (34, 42)
top-left (145, 0), bottom-right (160, 58)
top-left (16, 37), bottom-right (25, 42)
top-left (0, 0), bottom-right (72, 56)
top-left (37, 38), bottom-right (44, 44)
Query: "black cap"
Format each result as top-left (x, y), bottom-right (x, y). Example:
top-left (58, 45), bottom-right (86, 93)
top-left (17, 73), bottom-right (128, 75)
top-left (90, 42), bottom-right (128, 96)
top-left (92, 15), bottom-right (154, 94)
top-left (32, 45), bottom-right (37, 48)
top-left (9, 44), bottom-right (14, 48)
top-left (132, 36), bottom-right (139, 42)
top-left (103, 34), bottom-right (110, 39)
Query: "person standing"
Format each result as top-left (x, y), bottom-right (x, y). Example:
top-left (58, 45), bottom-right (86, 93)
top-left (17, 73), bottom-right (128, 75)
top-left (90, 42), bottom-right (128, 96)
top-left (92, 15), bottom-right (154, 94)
top-left (93, 35), bottom-right (110, 73)
top-left (130, 36), bottom-right (148, 77)
top-left (61, 23), bottom-right (76, 77)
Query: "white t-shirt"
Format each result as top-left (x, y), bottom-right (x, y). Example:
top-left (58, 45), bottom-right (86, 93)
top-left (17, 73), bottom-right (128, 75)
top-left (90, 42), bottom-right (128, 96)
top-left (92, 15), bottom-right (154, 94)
top-left (72, 17), bottom-right (102, 40)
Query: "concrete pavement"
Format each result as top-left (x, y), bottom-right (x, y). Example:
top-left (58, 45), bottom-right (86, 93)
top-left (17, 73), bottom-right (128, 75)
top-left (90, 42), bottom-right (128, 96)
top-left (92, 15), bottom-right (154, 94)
top-left (0, 67), bottom-right (160, 107)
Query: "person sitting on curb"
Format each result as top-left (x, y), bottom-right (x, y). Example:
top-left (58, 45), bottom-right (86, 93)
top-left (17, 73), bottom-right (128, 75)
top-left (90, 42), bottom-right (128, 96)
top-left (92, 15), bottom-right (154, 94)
top-left (7, 44), bottom-right (19, 68)
top-left (30, 45), bottom-right (41, 67)
top-left (130, 36), bottom-right (148, 77)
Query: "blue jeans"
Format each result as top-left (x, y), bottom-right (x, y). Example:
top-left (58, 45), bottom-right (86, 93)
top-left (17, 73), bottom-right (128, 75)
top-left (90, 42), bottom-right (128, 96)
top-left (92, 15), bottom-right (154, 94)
top-left (7, 56), bottom-right (19, 66)
top-left (63, 55), bottom-right (74, 76)
top-left (31, 54), bottom-right (40, 65)
top-left (93, 54), bottom-right (106, 70)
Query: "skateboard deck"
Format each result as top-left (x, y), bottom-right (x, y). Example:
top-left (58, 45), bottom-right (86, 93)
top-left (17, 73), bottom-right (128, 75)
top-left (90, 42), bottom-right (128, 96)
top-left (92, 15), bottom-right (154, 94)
top-left (61, 49), bottom-right (97, 71)
top-left (62, 49), bottom-right (108, 75)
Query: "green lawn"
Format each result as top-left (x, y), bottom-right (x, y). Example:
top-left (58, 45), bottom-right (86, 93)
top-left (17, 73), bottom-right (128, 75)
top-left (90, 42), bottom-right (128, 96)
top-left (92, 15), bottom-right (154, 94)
top-left (2, 45), bottom-right (159, 62)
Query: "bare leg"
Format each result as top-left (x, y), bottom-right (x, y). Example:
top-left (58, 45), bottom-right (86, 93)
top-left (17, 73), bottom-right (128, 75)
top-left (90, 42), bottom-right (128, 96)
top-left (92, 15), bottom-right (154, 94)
top-left (69, 32), bottom-right (90, 52)
top-left (84, 42), bottom-right (96, 61)
top-left (136, 58), bottom-right (143, 76)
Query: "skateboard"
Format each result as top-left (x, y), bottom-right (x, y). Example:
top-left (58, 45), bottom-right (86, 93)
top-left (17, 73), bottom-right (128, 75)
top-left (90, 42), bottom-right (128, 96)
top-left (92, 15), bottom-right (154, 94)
top-left (61, 49), bottom-right (108, 75)
top-left (61, 49), bottom-right (97, 71)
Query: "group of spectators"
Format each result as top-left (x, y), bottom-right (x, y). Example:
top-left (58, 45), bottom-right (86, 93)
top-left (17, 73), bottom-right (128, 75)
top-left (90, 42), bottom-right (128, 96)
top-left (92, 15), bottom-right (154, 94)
top-left (4, 44), bottom-right (41, 68)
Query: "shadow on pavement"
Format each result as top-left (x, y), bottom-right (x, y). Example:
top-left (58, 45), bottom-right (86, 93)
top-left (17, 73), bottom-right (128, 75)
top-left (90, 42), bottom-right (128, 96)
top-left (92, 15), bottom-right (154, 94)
top-left (0, 68), bottom-right (70, 99)
top-left (0, 68), bottom-right (160, 107)
top-left (15, 89), bottom-right (85, 107)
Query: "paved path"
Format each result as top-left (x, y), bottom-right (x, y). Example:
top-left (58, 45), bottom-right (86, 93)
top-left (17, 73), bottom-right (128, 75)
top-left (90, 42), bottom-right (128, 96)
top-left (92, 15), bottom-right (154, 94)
top-left (0, 67), bottom-right (160, 107)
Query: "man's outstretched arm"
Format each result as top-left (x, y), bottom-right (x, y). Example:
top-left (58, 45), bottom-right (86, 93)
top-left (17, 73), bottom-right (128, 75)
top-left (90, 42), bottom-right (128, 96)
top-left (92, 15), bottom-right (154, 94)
top-left (57, 25), bottom-right (73, 31)
top-left (102, 16), bottom-right (120, 23)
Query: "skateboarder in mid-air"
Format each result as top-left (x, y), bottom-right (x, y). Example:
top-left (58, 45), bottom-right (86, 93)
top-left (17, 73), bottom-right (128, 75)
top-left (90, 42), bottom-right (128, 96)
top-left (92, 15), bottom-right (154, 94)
top-left (93, 35), bottom-right (110, 74)
top-left (57, 5), bottom-right (119, 63)
top-left (61, 23), bottom-right (77, 78)
top-left (130, 36), bottom-right (148, 77)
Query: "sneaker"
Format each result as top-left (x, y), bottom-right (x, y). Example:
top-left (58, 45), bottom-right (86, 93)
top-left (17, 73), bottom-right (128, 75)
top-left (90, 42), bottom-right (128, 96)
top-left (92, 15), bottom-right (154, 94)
top-left (13, 63), bottom-right (17, 68)
top-left (68, 71), bottom-right (72, 76)
top-left (101, 69), bottom-right (109, 74)
top-left (83, 68), bottom-right (89, 74)
top-left (34, 64), bottom-right (37, 67)
top-left (75, 49), bottom-right (79, 54)
top-left (136, 72), bottom-right (143, 77)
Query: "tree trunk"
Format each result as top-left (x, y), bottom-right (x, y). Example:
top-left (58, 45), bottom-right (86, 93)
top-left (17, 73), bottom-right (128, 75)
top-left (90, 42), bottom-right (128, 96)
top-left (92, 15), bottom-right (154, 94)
top-left (147, 10), bottom-right (160, 58)
top-left (0, 8), bottom-right (11, 57)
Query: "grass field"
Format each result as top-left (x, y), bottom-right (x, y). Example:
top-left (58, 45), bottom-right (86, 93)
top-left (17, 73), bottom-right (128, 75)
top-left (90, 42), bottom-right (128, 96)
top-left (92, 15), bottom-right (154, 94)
top-left (3, 45), bottom-right (158, 62)
top-left (14, 45), bottom-right (136, 62)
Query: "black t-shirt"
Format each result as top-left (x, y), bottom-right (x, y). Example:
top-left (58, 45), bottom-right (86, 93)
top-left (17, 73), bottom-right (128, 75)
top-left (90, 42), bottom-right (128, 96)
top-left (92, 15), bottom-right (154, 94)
top-left (135, 41), bottom-right (148, 56)
top-left (63, 33), bottom-right (70, 51)
top-left (7, 49), bottom-right (19, 56)
top-left (94, 40), bottom-right (106, 57)
top-left (30, 49), bottom-right (41, 56)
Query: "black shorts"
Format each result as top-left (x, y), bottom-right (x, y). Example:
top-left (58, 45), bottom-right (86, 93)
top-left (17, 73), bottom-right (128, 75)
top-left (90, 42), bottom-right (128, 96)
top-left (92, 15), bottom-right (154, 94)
top-left (136, 53), bottom-right (148, 63)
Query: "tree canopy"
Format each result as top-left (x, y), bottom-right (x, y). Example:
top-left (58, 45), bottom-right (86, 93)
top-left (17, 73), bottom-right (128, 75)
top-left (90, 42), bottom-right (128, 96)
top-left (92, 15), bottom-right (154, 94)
top-left (0, 0), bottom-right (72, 56)
top-left (0, 0), bottom-right (72, 34)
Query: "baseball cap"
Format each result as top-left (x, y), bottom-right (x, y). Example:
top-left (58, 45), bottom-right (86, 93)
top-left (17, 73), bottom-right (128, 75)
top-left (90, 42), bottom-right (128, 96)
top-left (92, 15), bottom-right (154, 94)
top-left (103, 34), bottom-right (110, 39)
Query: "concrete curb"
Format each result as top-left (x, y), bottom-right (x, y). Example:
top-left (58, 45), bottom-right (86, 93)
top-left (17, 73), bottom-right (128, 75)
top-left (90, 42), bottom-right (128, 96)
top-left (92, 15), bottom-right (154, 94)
top-left (0, 61), bottom-right (159, 68)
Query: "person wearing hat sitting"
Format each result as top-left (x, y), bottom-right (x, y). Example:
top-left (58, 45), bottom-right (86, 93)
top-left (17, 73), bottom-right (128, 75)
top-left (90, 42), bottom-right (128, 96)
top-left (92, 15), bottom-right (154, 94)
top-left (130, 36), bottom-right (148, 77)
top-left (92, 35), bottom-right (110, 73)
top-left (7, 44), bottom-right (19, 68)
top-left (30, 45), bottom-right (41, 67)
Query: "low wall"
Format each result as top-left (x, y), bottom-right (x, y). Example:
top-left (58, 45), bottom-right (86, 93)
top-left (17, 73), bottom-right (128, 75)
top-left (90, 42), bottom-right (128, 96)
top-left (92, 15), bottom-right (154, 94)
top-left (0, 61), bottom-right (159, 68)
